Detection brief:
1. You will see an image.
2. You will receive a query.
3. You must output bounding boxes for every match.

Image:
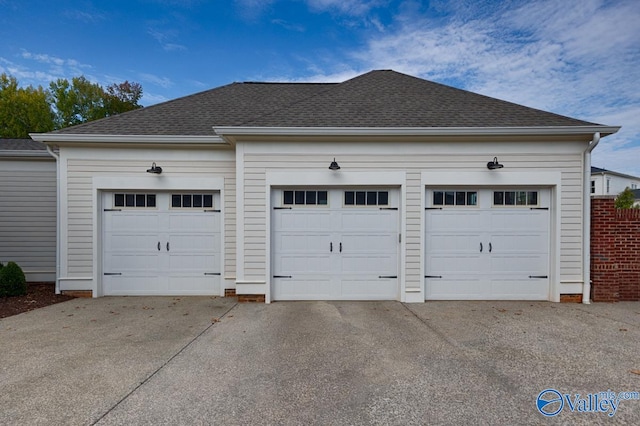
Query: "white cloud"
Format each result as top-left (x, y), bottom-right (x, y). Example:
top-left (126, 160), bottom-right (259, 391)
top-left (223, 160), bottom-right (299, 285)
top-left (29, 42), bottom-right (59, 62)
top-left (139, 73), bottom-right (174, 88)
top-left (271, 18), bottom-right (305, 32)
top-left (306, 0), bottom-right (386, 16)
top-left (147, 28), bottom-right (188, 52)
top-left (335, 0), bottom-right (640, 175)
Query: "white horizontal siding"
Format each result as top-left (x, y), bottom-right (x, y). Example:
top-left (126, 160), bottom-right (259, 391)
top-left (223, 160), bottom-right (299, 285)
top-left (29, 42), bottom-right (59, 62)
top-left (242, 143), bottom-right (586, 290)
top-left (64, 156), bottom-right (235, 280)
top-left (0, 159), bottom-right (56, 280)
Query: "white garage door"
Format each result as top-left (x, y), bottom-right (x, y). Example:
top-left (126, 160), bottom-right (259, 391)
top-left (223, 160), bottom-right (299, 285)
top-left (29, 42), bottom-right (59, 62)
top-left (272, 189), bottom-right (399, 300)
top-left (102, 192), bottom-right (221, 295)
top-left (425, 188), bottom-right (550, 300)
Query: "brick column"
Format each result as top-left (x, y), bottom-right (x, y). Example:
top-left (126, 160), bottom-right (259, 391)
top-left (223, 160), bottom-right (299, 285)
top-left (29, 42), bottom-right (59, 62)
top-left (590, 197), bottom-right (619, 301)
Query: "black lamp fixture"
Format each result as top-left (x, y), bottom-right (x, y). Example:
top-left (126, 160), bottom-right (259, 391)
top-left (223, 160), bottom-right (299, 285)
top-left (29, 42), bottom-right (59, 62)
top-left (146, 162), bottom-right (163, 174)
top-left (328, 158), bottom-right (341, 171)
top-left (487, 157), bottom-right (504, 170)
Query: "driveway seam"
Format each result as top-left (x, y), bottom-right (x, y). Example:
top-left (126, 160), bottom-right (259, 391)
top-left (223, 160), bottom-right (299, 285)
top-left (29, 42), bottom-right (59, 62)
top-left (401, 303), bottom-right (466, 350)
top-left (91, 301), bottom-right (239, 425)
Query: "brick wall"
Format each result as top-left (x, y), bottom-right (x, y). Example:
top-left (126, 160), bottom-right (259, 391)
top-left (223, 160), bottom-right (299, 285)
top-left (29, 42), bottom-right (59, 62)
top-left (591, 196), bottom-right (640, 301)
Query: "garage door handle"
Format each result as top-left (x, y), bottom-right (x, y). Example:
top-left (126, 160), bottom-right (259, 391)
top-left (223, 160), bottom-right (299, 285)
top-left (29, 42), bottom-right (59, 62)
top-left (529, 275), bottom-right (548, 279)
top-left (330, 242), bottom-right (333, 252)
top-left (166, 242), bottom-right (170, 251)
top-left (489, 242), bottom-right (492, 253)
top-left (378, 275), bottom-right (397, 279)
top-left (340, 242), bottom-right (342, 253)
top-left (480, 242), bottom-right (483, 252)
top-left (273, 275), bottom-right (292, 278)
top-left (157, 242), bottom-right (161, 251)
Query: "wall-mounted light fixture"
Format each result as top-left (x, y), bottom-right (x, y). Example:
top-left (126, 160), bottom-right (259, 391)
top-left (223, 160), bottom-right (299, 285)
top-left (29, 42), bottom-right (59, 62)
top-left (329, 158), bottom-right (341, 171)
top-left (146, 162), bottom-right (163, 174)
top-left (486, 157), bottom-right (504, 170)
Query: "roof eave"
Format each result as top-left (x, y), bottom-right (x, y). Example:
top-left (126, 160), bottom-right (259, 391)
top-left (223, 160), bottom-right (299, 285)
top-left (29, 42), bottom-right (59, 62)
top-left (212, 125), bottom-right (620, 137)
top-left (29, 133), bottom-right (228, 145)
top-left (0, 150), bottom-right (53, 159)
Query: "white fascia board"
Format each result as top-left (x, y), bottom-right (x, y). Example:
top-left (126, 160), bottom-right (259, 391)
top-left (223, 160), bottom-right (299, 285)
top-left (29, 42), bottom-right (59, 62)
top-left (30, 133), bottom-right (227, 145)
top-left (0, 150), bottom-right (54, 158)
top-left (213, 126), bottom-right (621, 137)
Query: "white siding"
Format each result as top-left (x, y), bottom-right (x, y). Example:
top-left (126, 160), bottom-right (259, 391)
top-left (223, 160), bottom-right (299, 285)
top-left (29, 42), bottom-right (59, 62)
top-left (0, 158), bottom-right (56, 281)
top-left (62, 149), bottom-right (235, 285)
top-left (240, 140), bottom-right (588, 294)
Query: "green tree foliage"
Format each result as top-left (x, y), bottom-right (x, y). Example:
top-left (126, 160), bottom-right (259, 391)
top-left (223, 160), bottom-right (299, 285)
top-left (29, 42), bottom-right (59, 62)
top-left (104, 81), bottom-right (143, 115)
top-left (0, 73), bottom-right (143, 137)
top-left (615, 187), bottom-right (638, 209)
top-left (0, 261), bottom-right (27, 297)
top-left (0, 74), bottom-right (55, 138)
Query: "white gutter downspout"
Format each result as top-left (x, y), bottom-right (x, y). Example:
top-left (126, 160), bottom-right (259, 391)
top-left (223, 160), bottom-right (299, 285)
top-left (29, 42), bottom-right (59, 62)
top-left (582, 132), bottom-right (600, 304)
top-left (45, 145), bottom-right (61, 295)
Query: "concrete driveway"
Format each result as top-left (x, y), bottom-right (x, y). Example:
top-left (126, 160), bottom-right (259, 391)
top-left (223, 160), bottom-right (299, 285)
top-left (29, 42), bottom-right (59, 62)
top-left (1, 299), bottom-right (639, 425)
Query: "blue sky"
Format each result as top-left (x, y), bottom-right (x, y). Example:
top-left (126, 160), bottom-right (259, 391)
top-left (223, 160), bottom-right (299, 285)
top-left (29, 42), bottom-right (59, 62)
top-left (1, 0), bottom-right (639, 176)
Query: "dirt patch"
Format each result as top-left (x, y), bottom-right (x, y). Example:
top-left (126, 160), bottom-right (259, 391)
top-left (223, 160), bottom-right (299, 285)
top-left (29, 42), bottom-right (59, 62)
top-left (0, 282), bottom-right (75, 319)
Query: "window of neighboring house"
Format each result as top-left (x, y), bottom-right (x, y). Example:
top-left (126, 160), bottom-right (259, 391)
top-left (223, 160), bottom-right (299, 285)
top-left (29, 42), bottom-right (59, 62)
top-left (606, 179), bottom-right (611, 194)
top-left (632, 183), bottom-right (638, 190)
top-left (591, 180), bottom-right (595, 194)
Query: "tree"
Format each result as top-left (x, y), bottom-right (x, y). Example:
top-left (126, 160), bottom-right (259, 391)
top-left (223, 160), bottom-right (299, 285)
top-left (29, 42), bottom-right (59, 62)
top-left (0, 73), bottom-right (54, 138)
top-left (48, 76), bottom-right (143, 128)
top-left (104, 81), bottom-right (143, 115)
top-left (615, 187), bottom-right (638, 209)
top-left (48, 76), bottom-right (109, 128)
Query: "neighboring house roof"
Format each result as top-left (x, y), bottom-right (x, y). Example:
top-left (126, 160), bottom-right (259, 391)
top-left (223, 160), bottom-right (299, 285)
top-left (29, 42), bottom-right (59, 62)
top-left (0, 139), bottom-right (52, 158)
top-left (47, 70), bottom-right (610, 137)
top-left (591, 166), bottom-right (640, 181)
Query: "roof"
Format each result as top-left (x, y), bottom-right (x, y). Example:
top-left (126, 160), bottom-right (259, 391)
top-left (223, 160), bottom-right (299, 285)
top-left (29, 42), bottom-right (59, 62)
top-left (46, 70), bottom-right (610, 137)
top-left (0, 139), bottom-right (48, 151)
top-left (591, 166), bottom-right (640, 181)
top-left (0, 139), bottom-right (54, 158)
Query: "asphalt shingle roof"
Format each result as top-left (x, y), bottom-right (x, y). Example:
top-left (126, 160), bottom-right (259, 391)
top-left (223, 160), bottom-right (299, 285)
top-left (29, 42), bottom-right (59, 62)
top-left (51, 70), bottom-right (600, 136)
top-left (0, 139), bottom-right (47, 150)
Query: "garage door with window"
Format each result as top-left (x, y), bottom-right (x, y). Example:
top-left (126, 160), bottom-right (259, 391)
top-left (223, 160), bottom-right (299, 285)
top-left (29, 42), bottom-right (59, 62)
top-left (272, 188), bottom-right (399, 300)
top-left (102, 192), bottom-right (221, 295)
top-left (425, 188), bottom-right (550, 300)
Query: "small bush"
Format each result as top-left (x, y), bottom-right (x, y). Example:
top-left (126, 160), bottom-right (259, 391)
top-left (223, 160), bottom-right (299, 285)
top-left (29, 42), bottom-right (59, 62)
top-left (0, 261), bottom-right (27, 297)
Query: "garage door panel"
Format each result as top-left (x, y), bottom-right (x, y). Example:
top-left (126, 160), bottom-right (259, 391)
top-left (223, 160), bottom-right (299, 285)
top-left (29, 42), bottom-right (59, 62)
top-left (340, 233), bottom-right (396, 252)
top-left (106, 234), bottom-right (160, 252)
top-left (427, 234), bottom-right (484, 252)
top-left (274, 233), bottom-right (331, 252)
top-left (106, 254), bottom-right (160, 272)
top-left (427, 211), bottom-right (485, 231)
top-left (425, 188), bottom-right (550, 301)
top-left (340, 255), bottom-right (396, 274)
top-left (341, 278), bottom-right (397, 299)
top-left (275, 211), bottom-right (331, 231)
top-left (104, 276), bottom-right (167, 295)
top-left (273, 277), bottom-right (335, 300)
top-left (426, 279), bottom-right (484, 300)
top-left (278, 255), bottom-right (332, 273)
top-left (490, 211), bottom-right (547, 230)
top-left (102, 192), bottom-right (221, 296)
top-left (490, 279), bottom-right (548, 300)
top-left (110, 213), bottom-right (160, 231)
top-left (168, 213), bottom-right (219, 231)
top-left (340, 211), bottom-right (397, 231)
top-left (272, 189), bottom-right (399, 300)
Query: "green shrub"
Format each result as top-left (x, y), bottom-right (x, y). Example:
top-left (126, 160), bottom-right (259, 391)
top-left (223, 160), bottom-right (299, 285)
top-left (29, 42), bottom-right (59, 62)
top-left (0, 261), bottom-right (27, 297)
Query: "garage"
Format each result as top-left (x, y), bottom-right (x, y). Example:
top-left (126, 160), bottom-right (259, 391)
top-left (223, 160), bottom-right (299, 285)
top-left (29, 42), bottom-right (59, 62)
top-left (271, 188), bottom-right (399, 300)
top-left (425, 188), bottom-right (550, 300)
top-left (102, 192), bottom-right (222, 295)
